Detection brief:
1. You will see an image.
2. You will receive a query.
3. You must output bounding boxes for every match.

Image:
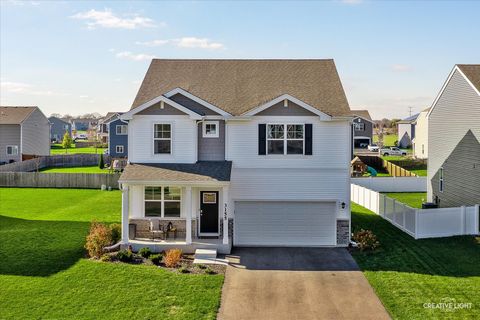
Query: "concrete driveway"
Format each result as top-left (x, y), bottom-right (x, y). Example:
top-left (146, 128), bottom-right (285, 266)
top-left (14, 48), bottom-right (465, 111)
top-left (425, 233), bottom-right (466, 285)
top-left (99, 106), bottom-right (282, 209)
top-left (217, 248), bottom-right (390, 320)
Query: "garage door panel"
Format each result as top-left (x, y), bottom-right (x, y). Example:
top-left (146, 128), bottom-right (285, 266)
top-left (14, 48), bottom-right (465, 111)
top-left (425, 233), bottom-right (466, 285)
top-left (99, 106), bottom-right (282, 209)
top-left (235, 201), bottom-right (336, 246)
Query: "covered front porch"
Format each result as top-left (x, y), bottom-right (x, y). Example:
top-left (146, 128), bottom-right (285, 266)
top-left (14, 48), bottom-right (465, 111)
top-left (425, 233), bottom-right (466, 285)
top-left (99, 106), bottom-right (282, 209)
top-left (118, 162), bottom-right (233, 254)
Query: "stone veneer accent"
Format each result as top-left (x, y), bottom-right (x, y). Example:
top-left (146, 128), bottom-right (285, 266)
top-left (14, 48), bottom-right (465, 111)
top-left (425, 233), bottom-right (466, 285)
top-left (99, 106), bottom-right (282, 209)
top-left (336, 219), bottom-right (350, 246)
top-left (228, 218), bottom-right (234, 242)
top-left (129, 218), bottom-right (196, 240)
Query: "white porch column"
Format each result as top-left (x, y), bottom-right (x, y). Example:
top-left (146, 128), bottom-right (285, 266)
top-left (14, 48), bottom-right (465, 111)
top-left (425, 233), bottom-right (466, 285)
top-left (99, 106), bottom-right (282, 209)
top-left (185, 186), bottom-right (192, 244)
top-left (121, 185), bottom-right (129, 244)
top-left (222, 186), bottom-right (229, 245)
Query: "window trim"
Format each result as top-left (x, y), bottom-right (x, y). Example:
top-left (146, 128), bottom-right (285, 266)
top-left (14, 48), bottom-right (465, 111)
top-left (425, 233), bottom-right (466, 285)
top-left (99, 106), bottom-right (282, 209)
top-left (115, 145), bottom-right (124, 154)
top-left (152, 122), bottom-right (173, 155)
top-left (6, 145), bottom-right (19, 156)
top-left (116, 124), bottom-right (127, 135)
top-left (266, 123), bottom-right (305, 155)
top-left (202, 121), bottom-right (220, 138)
top-left (439, 167), bottom-right (444, 193)
top-left (353, 122), bottom-right (365, 131)
top-left (144, 186), bottom-right (182, 218)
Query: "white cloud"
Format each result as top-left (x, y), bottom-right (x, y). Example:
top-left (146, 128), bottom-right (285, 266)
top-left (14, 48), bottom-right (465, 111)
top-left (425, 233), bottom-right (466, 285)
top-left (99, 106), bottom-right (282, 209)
top-left (340, 0), bottom-right (363, 4)
top-left (392, 64), bottom-right (412, 72)
top-left (70, 9), bottom-right (158, 30)
top-left (136, 37), bottom-right (225, 50)
top-left (115, 51), bottom-right (156, 61)
top-left (1, 81), bottom-right (66, 96)
top-left (79, 95), bottom-right (89, 99)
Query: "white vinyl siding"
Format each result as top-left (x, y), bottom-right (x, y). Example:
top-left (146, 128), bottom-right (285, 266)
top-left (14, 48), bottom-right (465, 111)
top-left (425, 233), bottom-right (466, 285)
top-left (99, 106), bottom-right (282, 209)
top-left (413, 110), bottom-right (428, 159)
top-left (234, 201), bottom-right (336, 246)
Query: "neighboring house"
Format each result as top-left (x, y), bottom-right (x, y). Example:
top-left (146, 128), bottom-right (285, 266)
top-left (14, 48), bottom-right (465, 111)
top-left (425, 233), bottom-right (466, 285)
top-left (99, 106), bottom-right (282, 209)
top-left (49, 116), bottom-right (71, 142)
top-left (71, 118), bottom-right (98, 132)
top-left (0, 106), bottom-right (50, 163)
top-left (351, 109), bottom-right (374, 148)
top-left (118, 59), bottom-right (353, 254)
top-left (412, 107), bottom-right (430, 159)
top-left (427, 64), bottom-right (480, 208)
top-left (107, 113), bottom-right (128, 157)
top-left (397, 113), bottom-right (419, 148)
top-left (97, 112), bottom-right (120, 143)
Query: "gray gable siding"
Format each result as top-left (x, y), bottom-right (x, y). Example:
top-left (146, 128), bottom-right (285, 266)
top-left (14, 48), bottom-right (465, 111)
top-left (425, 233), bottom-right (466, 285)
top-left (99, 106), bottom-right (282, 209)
top-left (169, 93), bottom-right (219, 115)
top-left (431, 130), bottom-right (480, 207)
top-left (0, 124), bottom-right (21, 163)
top-left (49, 117), bottom-right (71, 141)
top-left (256, 100), bottom-right (317, 116)
top-left (137, 102), bottom-right (187, 116)
top-left (109, 118), bottom-right (128, 158)
top-left (197, 121), bottom-right (225, 161)
top-left (21, 108), bottom-right (50, 157)
top-left (397, 123), bottom-right (414, 148)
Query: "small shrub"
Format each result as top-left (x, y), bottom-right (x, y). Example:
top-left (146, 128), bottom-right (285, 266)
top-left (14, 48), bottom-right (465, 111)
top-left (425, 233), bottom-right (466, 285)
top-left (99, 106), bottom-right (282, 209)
top-left (98, 153), bottom-right (104, 169)
top-left (178, 266), bottom-right (190, 274)
top-left (353, 229), bottom-right (380, 251)
top-left (117, 249), bottom-right (133, 262)
top-left (196, 264), bottom-right (207, 270)
top-left (204, 267), bottom-right (216, 275)
top-left (150, 253), bottom-right (163, 265)
top-left (100, 254), bottom-right (112, 262)
top-left (110, 223), bottom-right (121, 244)
top-left (85, 221), bottom-right (112, 258)
top-left (138, 247), bottom-right (152, 258)
top-left (164, 249), bottom-right (182, 268)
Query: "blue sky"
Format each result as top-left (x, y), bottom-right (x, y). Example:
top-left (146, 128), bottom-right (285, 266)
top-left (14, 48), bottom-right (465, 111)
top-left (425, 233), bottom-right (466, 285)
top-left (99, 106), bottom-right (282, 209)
top-left (1, 0), bottom-right (479, 119)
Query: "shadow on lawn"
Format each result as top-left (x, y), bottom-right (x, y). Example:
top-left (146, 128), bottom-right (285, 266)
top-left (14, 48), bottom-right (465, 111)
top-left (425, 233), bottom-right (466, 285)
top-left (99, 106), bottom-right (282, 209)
top-left (351, 208), bottom-right (480, 277)
top-left (0, 215), bottom-right (90, 277)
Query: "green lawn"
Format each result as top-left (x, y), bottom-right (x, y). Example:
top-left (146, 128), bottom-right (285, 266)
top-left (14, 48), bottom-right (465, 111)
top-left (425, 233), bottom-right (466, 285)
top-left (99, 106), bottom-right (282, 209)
top-left (0, 188), bottom-right (223, 320)
top-left (384, 192), bottom-right (427, 208)
top-left (373, 134), bottom-right (397, 147)
top-left (40, 166), bottom-right (111, 174)
top-left (51, 144), bottom-right (106, 155)
top-left (351, 203), bottom-right (480, 319)
top-left (410, 169), bottom-right (427, 176)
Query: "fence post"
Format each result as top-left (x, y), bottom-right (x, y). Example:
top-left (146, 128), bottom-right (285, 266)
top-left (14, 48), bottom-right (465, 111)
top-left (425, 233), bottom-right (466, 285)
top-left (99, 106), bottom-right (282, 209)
top-left (461, 206), bottom-right (466, 235)
top-left (476, 204), bottom-right (480, 234)
top-left (414, 209), bottom-right (419, 239)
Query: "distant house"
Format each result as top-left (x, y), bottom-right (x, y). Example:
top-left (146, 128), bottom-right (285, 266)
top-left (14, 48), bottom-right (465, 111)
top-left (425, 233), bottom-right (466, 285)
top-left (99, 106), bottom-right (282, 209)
top-left (397, 113), bottom-right (419, 148)
top-left (97, 112), bottom-right (121, 143)
top-left (71, 118), bottom-right (98, 132)
top-left (107, 113), bottom-right (127, 157)
top-left (0, 106), bottom-right (50, 163)
top-left (351, 110), bottom-right (374, 148)
top-left (49, 116), bottom-right (71, 142)
top-left (412, 107), bottom-right (430, 159)
top-left (427, 64), bottom-right (480, 208)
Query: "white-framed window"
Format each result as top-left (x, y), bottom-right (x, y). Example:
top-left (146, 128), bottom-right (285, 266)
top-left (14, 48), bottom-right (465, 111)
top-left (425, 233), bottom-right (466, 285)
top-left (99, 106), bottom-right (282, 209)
top-left (266, 124), bottom-right (304, 155)
top-left (144, 186), bottom-right (181, 218)
top-left (353, 122), bottom-right (365, 131)
top-left (153, 123), bottom-right (171, 154)
top-left (116, 145), bottom-right (124, 154)
top-left (202, 121), bottom-right (219, 138)
top-left (439, 167), bottom-right (444, 192)
top-left (116, 125), bottom-right (127, 135)
top-left (6, 145), bottom-right (18, 156)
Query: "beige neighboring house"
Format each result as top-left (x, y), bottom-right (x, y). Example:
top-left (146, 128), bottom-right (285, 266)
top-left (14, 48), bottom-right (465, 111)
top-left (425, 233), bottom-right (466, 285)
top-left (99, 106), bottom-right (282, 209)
top-left (412, 107), bottom-right (430, 159)
top-left (0, 106), bottom-right (50, 164)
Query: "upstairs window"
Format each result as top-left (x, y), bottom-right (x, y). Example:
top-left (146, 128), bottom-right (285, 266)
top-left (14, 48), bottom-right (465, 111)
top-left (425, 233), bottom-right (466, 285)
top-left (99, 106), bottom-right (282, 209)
top-left (154, 123), bottom-right (171, 154)
top-left (6, 145), bottom-right (18, 156)
top-left (353, 122), bottom-right (365, 131)
top-left (203, 121), bottom-right (219, 138)
top-left (116, 125), bottom-right (127, 135)
top-left (266, 124), bottom-right (304, 155)
top-left (439, 167), bottom-right (444, 192)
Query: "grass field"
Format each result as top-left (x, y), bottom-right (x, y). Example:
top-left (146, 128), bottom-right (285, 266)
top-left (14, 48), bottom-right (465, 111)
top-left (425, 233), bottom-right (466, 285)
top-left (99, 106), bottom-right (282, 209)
top-left (351, 203), bottom-right (480, 319)
top-left (0, 188), bottom-right (223, 320)
top-left (383, 192), bottom-right (427, 208)
top-left (50, 144), bottom-right (106, 155)
top-left (40, 166), bottom-right (111, 174)
top-left (373, 134), bottom-right (397, 147)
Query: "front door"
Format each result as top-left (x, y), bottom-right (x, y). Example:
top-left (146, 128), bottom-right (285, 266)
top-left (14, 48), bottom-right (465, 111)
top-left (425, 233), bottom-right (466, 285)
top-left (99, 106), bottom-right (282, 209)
top-left (200, 191), bottom-right (219, 234)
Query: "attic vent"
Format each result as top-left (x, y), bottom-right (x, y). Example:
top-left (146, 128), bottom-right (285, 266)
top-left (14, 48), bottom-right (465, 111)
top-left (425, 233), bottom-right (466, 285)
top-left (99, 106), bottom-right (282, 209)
top-left (160, 101), bottom-right (164, 109)
top-left (283, 99), bottom-right (288, 108)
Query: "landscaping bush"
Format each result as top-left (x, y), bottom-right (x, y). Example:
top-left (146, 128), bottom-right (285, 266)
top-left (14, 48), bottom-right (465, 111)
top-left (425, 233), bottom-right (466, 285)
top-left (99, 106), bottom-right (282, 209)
top-left (138, 247), bottom-right (152, 258)
top-left (353, 229), bottom-right (380, 251)
top-left (178, 266), bottom-right (190, 274)
top-left (100, 254), bottom-right (112, 262)
top-left (116, 249), bottom-right (133, 262)
top-left (164, 249), bottom-right (182, 268)
top-left (204, 267), bottom-right (216, 275)
top-left (196, 264), bottom-right (207, 270)
top-left (85, 221), bottom-right (113, 258)
top-left (109, 223), bottom-right (121, 243)
top-left (98, 153), bottom-right (104, 169)
top-left (150, 253), bottom-right (163, 265)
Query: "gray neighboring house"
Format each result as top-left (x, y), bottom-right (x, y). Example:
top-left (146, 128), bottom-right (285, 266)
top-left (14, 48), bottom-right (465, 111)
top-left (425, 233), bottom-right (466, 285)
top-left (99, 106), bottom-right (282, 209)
top-left (428, 64), bottom-right (480, 208)
top-left (107, 113), bottom-right (128, 158)
top-left (49, 116), bottom-right (71, 142)
top-left (351, 109), bottom-right (374, 148)
top-left (0, 106), bottom-right (50, 164)
top-left (397, 113), bottom-right (419, 148)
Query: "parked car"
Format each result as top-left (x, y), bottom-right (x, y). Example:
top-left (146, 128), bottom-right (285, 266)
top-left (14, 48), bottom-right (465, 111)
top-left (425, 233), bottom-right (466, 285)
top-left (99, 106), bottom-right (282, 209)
top-left (367, 144), bottom-right (379, 152)
top-left (380, 147), bottom-right (407, 156)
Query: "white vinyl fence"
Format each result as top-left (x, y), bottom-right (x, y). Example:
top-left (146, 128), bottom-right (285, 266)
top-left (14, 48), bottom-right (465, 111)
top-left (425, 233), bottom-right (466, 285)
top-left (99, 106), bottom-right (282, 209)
top-left (351, 184), bottom-right (479, 239)
top-left (351, 177), bottom-right (427, 192)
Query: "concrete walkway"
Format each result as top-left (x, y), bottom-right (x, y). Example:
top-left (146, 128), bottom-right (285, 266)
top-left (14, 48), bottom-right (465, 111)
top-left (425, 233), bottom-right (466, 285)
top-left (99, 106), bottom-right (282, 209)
top-left (217, 248), bottom-right (390, 320)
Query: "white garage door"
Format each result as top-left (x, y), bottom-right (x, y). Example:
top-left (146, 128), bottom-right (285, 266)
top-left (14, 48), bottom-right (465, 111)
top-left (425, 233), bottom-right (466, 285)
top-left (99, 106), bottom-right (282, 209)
top-left (234, 201), bottom-right (337, 246)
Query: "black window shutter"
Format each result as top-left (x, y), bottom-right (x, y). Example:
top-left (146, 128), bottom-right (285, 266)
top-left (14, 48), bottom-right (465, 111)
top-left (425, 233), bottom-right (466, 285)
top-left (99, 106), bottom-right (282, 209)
top-left (258, 124), bottom-right (266, 155)
top-left (305, 124), bottom-right (313, 155)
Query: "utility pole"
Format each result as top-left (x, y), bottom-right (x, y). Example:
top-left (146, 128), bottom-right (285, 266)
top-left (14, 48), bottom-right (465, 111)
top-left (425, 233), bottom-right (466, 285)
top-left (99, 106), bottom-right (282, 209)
top-left (408, 106), bottom-right (413, 117)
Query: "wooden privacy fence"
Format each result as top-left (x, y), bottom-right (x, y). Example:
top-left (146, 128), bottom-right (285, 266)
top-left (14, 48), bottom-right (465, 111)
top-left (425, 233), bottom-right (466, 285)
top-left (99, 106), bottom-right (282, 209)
top-left (357, 155), bottom-right (417, 177)
top-left (0, 154), bottom-right (112, 172)
top-left (0, 172), bottom-right (121, 189)
top-left (351, 183), bottom-right (479, 239)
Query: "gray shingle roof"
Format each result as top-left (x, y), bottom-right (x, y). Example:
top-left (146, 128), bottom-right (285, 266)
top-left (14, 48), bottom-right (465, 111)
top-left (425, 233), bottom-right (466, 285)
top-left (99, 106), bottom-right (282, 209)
top-left (119, 161), bottom-right (232, 183)
top-left (457, 64), bottom-right (480, 93)
top-left (131, 59), bottom-right (351, 117)
top-left (351, 109), bottom-right (372, 122)
top-left (0, 106), bottom-right (37, 124)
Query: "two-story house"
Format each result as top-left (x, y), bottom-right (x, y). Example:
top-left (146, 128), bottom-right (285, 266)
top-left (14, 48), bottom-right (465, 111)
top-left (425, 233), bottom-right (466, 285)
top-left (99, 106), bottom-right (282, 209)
top-left (107, 113), bottom-right (128, 158)
top-left (397, 113), bottom-right (419, 148)
top-left (49, 116), bottom-right (72, 142)
top-left (351, 109), bottom-right (374, 148)
top-left (118, 59), bottom-right (353, 254)
top-left (427, 64), bottom-right (480, 207)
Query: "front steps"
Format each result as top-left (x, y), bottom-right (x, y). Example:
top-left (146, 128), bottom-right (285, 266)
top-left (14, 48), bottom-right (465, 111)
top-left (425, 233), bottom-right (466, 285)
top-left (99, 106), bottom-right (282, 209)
top-left (193, 249), bottom-right (228, 265)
